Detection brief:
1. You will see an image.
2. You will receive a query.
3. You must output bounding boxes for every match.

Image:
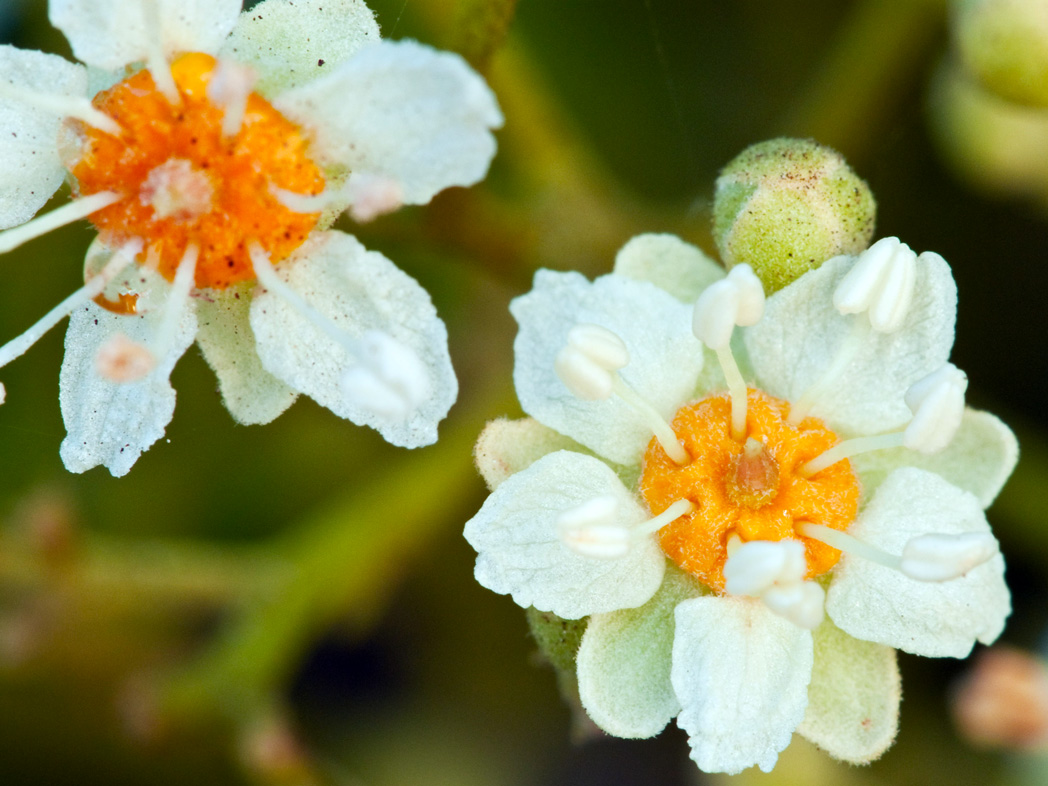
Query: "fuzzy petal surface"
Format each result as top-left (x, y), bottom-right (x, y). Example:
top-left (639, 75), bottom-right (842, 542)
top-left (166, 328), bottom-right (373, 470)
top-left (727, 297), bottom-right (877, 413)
top-left (577, 568), bottom-right (703, 738)
top-left (797, 618), bottom-right (900, 764)
top-left (50, 0), bottom-right (242, 69)
top-left (250, 230), bottom-right (456, 448)
top-left (195, 286), bottom-right (297, 425)
top-left (512, 270), bottom-right (702, 466)
top-left (59, 296), bottom-right (197, 477)
top-left (744, 253), bottom-right (956, 435)
top-left (0, 45), bottom-right (85, 229)
top-left (613, 233), bottom-right (725, 304)
top-left (672, 596), bottom-right (814, 774)
top-left (853, 408), bottom-right (1018, 509)
top-left (463, 450), bottom-right (666, 619)
top-left (474, 417), bottom-right (587, 492)
top-left (220, 0), bottom-right (379, 96)
top-left (276, 39), bottom-right (502, 205)
top-left (826, 467), bottom-right (1010, 658)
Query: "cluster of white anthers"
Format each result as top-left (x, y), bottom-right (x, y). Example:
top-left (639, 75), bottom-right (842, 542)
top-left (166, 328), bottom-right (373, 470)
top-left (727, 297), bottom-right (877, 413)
top-left (0, 0), bottom-right (502, 475)
top-left (465, 234), bottom-right (1015, 774)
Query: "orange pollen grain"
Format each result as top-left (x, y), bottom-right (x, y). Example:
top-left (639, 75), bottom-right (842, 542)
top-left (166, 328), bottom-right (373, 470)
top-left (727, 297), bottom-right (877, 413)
top-left (640, 389), bottom-right (860, 592)
top-left (70, 53), bottom-right (326, 290)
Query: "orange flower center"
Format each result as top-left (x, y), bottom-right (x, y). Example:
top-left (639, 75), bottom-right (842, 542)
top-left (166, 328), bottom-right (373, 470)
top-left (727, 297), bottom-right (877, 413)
top-left (70, 53), bottom-right (326, 291)
top-left (640, 389), bottom-right (860, 592)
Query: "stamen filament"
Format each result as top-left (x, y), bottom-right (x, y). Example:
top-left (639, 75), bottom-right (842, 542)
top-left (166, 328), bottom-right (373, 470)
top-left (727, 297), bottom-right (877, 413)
top-left (788, 315), bottom-right (871, 425)
top-left (800, 432), bottom-right (904, 477)
top-left (795, 521), bottom-right (903, 571)
top-left (611, 376), bottom-right (689, 465)
top-left (0, 192), bottom-right (122, 255)
top-left (0, 243), bottom-right (135, 369)
top-left (149, 243), bottom-right (199, 365)
top-left (634, 499), bottom-right (694, 538)
top-left (270, 184), bottom-right (342, 214)
top-left (0, 81), bottom-right (122, 135)
top-left (142, 0), bottom-right (179, 104)
top-left (715, 345), bottom-right (748, 441)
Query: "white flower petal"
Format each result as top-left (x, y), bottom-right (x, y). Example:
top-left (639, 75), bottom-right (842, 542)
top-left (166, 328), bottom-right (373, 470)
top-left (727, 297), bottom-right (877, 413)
top-left (511, 270), bottom-right (703, 466)
top-left (0, 45), bottom-right (85, 229)
top-left (59, 293), bottom-right (197, 477)
top-left (219, 0), bottom-right (379, 96)
top-left (250, 230), bottom-right (456, 448)
top-left (797, 618), bottom-right (900, 764)
top-left (744, 253), bottom-right (956, 435)
top-left (612, 233), bottom-right (726, 304)
top-left (50, 0), bottom-right (242, 69)
top-left (853, 408), bottom-right (1019, 509)
top-left (474, 417), bottom-right (588, 492)
top-left (195, 285), bottom-right (298, 425)
top-left (577, 568), bottom-right (703, 738)
top-left (672, 596), bottom-right (813, 774)
top-left (276, 39), bottom-right (502, 205)
top-left (825, 467), bottom-right (1010, 658)
top-left (463, 450), bottom-right (666, 619)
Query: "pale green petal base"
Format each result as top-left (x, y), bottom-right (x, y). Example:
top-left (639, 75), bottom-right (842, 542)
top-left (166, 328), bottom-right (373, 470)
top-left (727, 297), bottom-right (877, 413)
top-left (474, 417), bottom-right (587, 491)
top-left (797, 618), bottom-right (900, 764)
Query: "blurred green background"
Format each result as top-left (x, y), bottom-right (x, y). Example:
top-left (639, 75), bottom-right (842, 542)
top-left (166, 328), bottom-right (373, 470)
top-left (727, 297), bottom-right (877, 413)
top-left (2, 0), bottom-right (1048, 784)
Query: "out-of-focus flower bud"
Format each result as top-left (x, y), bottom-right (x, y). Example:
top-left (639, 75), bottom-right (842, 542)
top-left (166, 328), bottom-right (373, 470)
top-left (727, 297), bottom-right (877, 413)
top-left (712, 138), bottom-right (876, 294)
top-left (952, 646), bottom-right (1048, 750)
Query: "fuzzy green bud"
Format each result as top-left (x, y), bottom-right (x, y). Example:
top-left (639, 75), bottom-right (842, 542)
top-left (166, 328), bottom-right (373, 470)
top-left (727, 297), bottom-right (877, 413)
top-left (954, 0), bottom-right (1048, 107)
top-left (713, 138), bottom-right (876, 293)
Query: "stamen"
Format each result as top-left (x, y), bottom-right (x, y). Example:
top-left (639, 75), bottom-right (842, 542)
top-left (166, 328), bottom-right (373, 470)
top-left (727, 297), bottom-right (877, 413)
top-left (693, 265), bottom-right (765, 441)
top-left (723, 539), bottom-right (806, 596)
top-left (787, 315), bottom-right (870, 425)
top-left (270, 184), bottom-right (344, 214)
top-left (0, 80), bottom-right (122, 135)
top-left (797, 521), bottom-right (998, 582)
top-left (206, 60), bottom-right (257, 137)
top-left (833, 237), bottom-right (917, 333)
top-left (554, 323), bottom-right (689, 464)
top-left (761, 581), bottom-right (825, 629)
top-left (142, 0), bottom-right (179, 104)
top-left (0, 241), bottom-right (137, 369)
top-left (800, 432), bottom-right (904, 477)
top-left (903, 363), bottom-right (967, 453)
top-left (0, 192), bottom-right (122, 255)
top-left (557, 496), bottom-right (693, 559)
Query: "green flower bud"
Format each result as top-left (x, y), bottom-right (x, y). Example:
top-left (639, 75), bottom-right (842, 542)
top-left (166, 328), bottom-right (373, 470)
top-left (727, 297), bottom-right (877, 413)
top-left (713, 138), bottom-right (876, 293)
top-left (953, 0), bottom-right (1048, 107)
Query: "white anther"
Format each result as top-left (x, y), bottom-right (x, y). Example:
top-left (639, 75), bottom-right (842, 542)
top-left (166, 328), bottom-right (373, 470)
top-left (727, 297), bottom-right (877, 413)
top-left (761, 581), bottom-right (826, 630)
top-left (692, 264), bottom-right (766, 350)
top-left (0, 382), bottom-right (6, 405)
top-left (340, 331), bottom-right (431, 420)
top-left (347, 174), bottom-right (405, 223)
top-left (557, 496), bottom-right (631, 560)
top-left (833, 237), bottom-right (917, 333)
top-left (900, 532), bottom-right (999, 582)
top-left (567, 324), bottom-right (630, 369)
top-left (903, 363), bottom-right (968, 453)
top-left (554, 324), bottom-right (629, 401)
top-left (723, 539), bottom-right (807, 597)
top-left (96, 333), bottom-right (156, 382)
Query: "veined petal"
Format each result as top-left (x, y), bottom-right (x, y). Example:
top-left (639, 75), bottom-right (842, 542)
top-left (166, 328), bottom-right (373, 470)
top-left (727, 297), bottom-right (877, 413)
top-left (250, 230), bottom-right (456, 448)
top-left (744, 253), bottom-right (956, 435)
top-left (577, 568), bottom-right (703, 738)
top-left (195, 285), bottom-right (297, 425)
top-left (463, 450), bottom-right (666, 620)
top-left (276, 39), bottom-right (502, 205)
top-left (853, 408), bottom-right (1019, 509)
top-left (474, 417), bottom-right (588, 492)
top-left (0, 45), bottom-right (85, 229)
top-left (671, 596), bottom-right (814, 774)
top-left (612, 233), bottom-right (725, 304)
top-left (59, 292), bottom-right (197, 477)
top-left (219, 0), bottom-right (379, 96)
top-left (512, 270), bottom-right (703, 467)
top-left (797, 618), bottom-right (900, 764)
top-left (50, 0), bottom-right (242, 70)
top-left (826, 467), bottom-right (1010, 658)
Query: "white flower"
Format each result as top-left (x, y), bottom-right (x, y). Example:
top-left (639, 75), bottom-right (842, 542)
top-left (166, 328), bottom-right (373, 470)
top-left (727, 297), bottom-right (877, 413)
top-left (0, 0), bottom-right (503, 475)
top-left (464, 233), bottom-right (1016, 774)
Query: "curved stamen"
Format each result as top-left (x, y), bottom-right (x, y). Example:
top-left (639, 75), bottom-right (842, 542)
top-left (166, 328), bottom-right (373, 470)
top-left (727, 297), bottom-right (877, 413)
top-left (557, 496), bottom-right (693, 559)
top-left (0, 192), bottom-right (122, 255)
top-left (0, 80), bottom-right (122, 135)
top-left (142, 0), bottom-right (179, 104)
top-left (207, 59), bottom-right (256, 137)
top-left (800, 432), bottom-right (904, 477)
top-left (611, 376), bottom-right (690, 465)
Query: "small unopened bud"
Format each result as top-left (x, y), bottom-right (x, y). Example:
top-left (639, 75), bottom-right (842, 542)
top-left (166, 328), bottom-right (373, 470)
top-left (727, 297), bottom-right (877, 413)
top-left (903, 363), bottom-right (968, 453)
top-left (833, 236), bottom-right (917, 332)
top-left (761, 580), bottom-right (825, 630)
top-left (341, 331), bottom-right (430, 419)
top-left (713, 138), bottom-right (876, 293)
top-left (348, 173), bottom-right (405, 223)
top-left (724, 539), bottom-right (806, 596)
top-left (953, 646), bottom-right (1048, 751)
top-left (96, 334), bottom-right (156, 382)
top-left (692, 264), bottom-right (765, 350)
top-left (900, 532), bottom-right (998, 581)
top-left (556, 496), bottom-right (631, 559)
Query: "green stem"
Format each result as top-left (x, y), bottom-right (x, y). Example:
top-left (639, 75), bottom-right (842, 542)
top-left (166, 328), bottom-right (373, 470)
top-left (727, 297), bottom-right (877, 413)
top-left (453, 0), bottom-right (520, 74)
